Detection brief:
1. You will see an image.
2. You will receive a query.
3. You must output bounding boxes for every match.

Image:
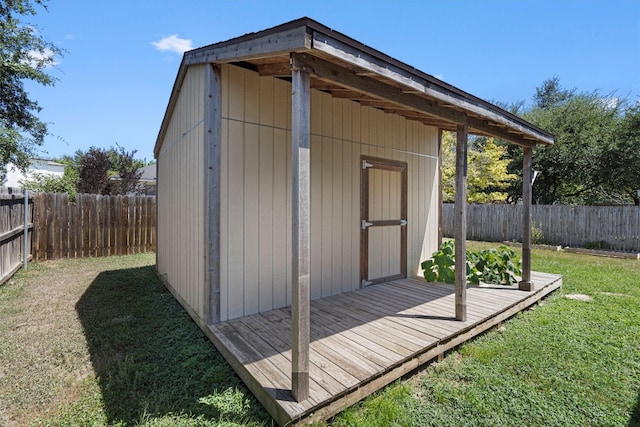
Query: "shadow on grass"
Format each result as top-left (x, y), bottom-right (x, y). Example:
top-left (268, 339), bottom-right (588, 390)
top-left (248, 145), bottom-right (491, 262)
top-left (631, 393), bottom-right (640, 427)
top-left (75, 265), bottom-right (269, 425)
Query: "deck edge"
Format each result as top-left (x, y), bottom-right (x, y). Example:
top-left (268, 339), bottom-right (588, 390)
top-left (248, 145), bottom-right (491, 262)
top-left (294, 273), bottom-right (563, 424)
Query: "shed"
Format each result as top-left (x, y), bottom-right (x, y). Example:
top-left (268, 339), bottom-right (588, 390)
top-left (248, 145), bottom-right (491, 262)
top-left (153, 17), bottom-right (558, 424)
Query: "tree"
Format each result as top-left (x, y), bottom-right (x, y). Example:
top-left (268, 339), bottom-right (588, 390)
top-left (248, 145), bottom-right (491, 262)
top-left (1, 0), bottom-right (62, 170)
top-left (106, 145), bottom-right (143, 195)
top-left (506, 78), bottom-right (640, 205)
top-left (442, 132), bottom-right (516, 203)
top-left (76, 147), bottom-right (111, 194)
top-left (75, 146), bottom-right (143, 195)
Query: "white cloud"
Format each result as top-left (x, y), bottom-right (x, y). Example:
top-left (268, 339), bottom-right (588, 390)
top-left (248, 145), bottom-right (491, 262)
top-left (152, 35), bottom-right (193, 55)
top-left (26, 48), bottom-right (60, 68)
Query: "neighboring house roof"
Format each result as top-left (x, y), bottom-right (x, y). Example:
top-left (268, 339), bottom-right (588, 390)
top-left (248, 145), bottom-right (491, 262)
top-left (154, 17), bottom-right (554, 157)
top-left (111, 164), bottom-right (156, 184)
top-left (2, 158), bottom-right (66, 188)
top-left (138, 164), bottom-right (157, 183)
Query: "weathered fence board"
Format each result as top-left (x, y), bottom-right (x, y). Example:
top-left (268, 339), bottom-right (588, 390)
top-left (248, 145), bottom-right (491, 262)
top-left (442, 203), bottom-right (640, 253)
top-left (31, 193), bottom-right (156, 261)
top-left (0, 188), bottom-right (33, 285)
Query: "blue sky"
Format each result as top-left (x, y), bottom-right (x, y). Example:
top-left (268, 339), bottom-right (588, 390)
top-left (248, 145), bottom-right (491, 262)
top-left (25, 0), bottom-right (640, 162)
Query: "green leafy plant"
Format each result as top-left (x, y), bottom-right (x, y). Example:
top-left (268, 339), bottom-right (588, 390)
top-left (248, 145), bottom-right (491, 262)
top-left (531, 223), bottom-right (545, 244)
top-left (421, 241), bottom-right (521, 286)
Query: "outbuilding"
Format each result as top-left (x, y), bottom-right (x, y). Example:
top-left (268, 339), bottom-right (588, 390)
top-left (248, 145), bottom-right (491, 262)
top-left (153, 17), bottom-right (559, 425)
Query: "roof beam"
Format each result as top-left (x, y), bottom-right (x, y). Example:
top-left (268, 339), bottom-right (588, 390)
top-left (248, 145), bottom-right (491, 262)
top-left (185, 26), bottom-right (312, 65)
top-left (293, 53), bottom-right (538, 147)
top-left (257, 61), bottom-right (291, 77)
top-left (311, 31), bottom-right (553, 145)
top-left (291, 53), bottom-right (467, 125)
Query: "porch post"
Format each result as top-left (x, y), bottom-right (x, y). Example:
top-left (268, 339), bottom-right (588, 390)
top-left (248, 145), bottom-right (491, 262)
top-left (290, 53), bottom-right (311, 402)
top-left (204, 63), bottom-right (221, 324)
top-left (455, 123), bottom-right (468, 321)
top-left (519, 146), bottom-right (533, 291)
top-left (437, 129), bottom-right (443, 246)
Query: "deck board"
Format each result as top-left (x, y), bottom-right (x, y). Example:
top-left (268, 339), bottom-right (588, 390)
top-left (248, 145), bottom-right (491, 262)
top-left (208, 271), bottom-right (562, 425)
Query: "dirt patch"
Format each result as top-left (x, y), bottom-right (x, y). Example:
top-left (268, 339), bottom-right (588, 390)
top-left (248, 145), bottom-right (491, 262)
top-left (565, 294), bottom-right (593, 302)
top-left (598, 292), bottom-right (631, 298)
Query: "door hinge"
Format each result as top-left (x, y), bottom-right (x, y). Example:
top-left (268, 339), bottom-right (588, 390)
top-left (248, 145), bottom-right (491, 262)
top-left (361, 279), bottom-right (373, 287)
top-left (362, 160), bottom-right (374, 169)
top-left (400, 219), bottom-right (407, 226)
top-left (362, 220), bottom-right (374, 229)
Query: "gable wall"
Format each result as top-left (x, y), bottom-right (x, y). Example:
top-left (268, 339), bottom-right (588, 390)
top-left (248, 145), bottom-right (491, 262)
top-left (219, 64), bottom-right (439, 321)
top-left (156, 64), bottom-right (207, 319)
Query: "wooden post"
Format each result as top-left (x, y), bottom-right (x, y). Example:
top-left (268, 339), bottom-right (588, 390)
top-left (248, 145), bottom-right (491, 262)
top-left (519, 146), bottom-right (533, 291)
top-left (204, 63), bottom-right (222, 323)
top-left (437, 129), bottom-right (443, 246)
top-left (455, 123), bottom-right (468, 321)
top-left (290, 53), bottom-right (311, 402)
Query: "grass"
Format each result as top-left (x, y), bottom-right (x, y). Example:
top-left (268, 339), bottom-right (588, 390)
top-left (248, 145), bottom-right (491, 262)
top-left (1, 245), bottom-right (638, 426)
top-left (330, 242), bottom-right (640, 426)
top-left (0, 253), bottom-right (269, 426)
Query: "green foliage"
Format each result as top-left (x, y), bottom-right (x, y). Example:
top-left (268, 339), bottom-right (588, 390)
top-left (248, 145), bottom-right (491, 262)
top-left (420, 240), bottom-right (457, 283)
top-left (421, 240), bottom-right (521, 286)
top-left (1, 0), bottom-right (62, 170)
top-left (507, 77), bottom-right (640, 205)
top-left (467, 245), bottom-right (521, 286)
top-left (442, 132), bottom-right (517, 203)
top-left (531, 223), bottom-right (544, 244)
top-left (21, 169), bottom-right (77, 200)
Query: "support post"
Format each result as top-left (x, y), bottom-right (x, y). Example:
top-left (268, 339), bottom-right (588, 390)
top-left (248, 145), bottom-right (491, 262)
top-left (455, 123), bottom-right (468, 321)
top-left (290, 53), bottom-right (310, 402)
top-left (204, 63), bottom-right (222, 324)
top-left (23, 188), bottom-right (28, 270)
top-left (520, 146), bottom-right (533, 291)
top-left (437, 129), bottom-right (443, 247)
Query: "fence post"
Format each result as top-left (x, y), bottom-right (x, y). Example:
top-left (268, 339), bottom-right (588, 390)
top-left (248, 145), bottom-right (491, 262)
top-left (23, 189), bottom-right (28, 270)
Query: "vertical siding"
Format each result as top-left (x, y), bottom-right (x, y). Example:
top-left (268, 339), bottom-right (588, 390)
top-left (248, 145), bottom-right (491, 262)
top-left (218, 64), bottom-right (439, 321)
top-left (157, 65), bottom-right (206, 320)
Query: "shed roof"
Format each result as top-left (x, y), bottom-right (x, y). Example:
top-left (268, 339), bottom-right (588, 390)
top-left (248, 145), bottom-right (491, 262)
top-left (155, 17), bottom-right (553, 157)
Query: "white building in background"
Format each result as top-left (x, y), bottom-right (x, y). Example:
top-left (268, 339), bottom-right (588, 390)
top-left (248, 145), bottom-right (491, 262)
top-left (2, 158), bottom-right (66, 189)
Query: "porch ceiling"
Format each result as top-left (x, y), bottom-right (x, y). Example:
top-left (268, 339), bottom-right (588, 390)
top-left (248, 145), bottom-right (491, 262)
top-left (174, 17), bottom-right (554, 150)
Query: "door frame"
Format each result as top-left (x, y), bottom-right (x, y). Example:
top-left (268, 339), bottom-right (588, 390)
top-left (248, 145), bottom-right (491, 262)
top-left (360, 155), bottom-right (408, 287)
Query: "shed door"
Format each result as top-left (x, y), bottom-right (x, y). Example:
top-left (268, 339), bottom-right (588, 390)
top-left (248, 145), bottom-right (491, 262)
top-left (360, 156), bottom-right (408, 287)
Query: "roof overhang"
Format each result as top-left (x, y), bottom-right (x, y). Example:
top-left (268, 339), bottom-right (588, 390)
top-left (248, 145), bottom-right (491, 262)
top-left (154, 17), bottom-right (554, 157)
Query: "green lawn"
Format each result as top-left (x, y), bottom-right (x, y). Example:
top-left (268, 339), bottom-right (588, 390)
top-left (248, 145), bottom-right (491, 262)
top-left (0, 245), bottom-right (638, 426)
top-left (331, 242), bottom-right (640, 426)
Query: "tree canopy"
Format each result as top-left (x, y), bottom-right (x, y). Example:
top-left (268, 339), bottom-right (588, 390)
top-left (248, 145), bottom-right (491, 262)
top-left (22, 146), bottom-right (145, 198)
top-left (442, 78), bottom-right (640, 205)
top-left (513, 78), bottom-right (640, 205)
top-left (442, 132), bottom-right (516, 203)
top-left (1, 0), bottom-right (61, 171)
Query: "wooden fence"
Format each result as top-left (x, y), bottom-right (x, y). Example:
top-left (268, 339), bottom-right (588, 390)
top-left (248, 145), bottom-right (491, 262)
top-left (31, 193), bottom-right (156, 261)
top-left (0, 188), bottom-right (33, 285)
top-left (442, 203), bottom-right (640, 253)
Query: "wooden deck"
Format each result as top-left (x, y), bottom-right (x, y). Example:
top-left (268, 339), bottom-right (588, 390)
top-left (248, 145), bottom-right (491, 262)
top-left (206, 271), bottom-right (562, 425)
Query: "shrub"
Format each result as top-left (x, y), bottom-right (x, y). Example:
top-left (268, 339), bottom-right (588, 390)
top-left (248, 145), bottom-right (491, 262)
top-left (421, 241), bottom-right (522, 286)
